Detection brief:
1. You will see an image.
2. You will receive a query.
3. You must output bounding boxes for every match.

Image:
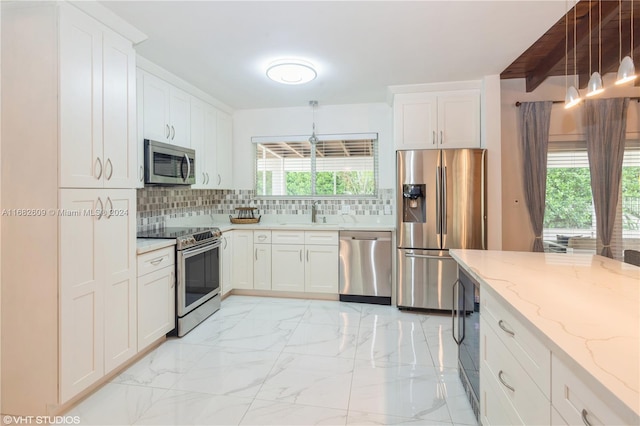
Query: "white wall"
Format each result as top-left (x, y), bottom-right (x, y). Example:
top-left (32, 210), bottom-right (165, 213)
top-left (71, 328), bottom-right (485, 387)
top-left (483, 75), bottom-right (503, 250)
top-left (231, 103), bottom-right (393, 190)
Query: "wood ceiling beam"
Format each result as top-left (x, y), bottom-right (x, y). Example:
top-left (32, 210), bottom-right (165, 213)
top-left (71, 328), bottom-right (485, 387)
top-left (525, 1), bottom-right (619, 93)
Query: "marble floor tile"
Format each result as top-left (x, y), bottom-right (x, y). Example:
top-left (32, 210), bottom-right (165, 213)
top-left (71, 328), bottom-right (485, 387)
top-left (66, 383), bottom-right (167, 425)
top-left (355, 321), bottom-right (434, 366)
top-left (134, 390), bottom-right (252, 425)
top-left (239, 399), bottom-right (348, 425)
top-left (302, 301), bottom-right (363, 327)
top-left (112, 340), bottom-right (211, 389)
top-left (65, 296), bottom-right (478, 426)
top-left (424, 325), bottom-right (460, 370)
top-left (215, 318), bottom-right (298, 352)
top-left (242, 303), bottom-right (309, 323)
top-left (256, 353), bottom-right (355, 410)
top-left (283, 323), bottom-right (359, 358)
top-left (172, 346), bottom-right (281, 398)
top-left (346, 410), bottom-right (452, 425)
top-left (349, 360), bottom-right (453, 423)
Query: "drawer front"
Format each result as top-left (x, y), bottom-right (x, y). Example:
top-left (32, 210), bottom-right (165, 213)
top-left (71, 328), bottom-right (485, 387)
top-left (254, 230), bottom-right (272, 244)
top-left (272, 230), bottom-right (305, 245)
top-left (137, 246), bottom-right (175, 277)
top-left (481, 317), bottom-right (551, 426)
top-left (304, 230), bottom-right (339, 245)
top-left (482, 289), bottom-right (550, 397)
top-left (551, 354), bottom-right (628, 426)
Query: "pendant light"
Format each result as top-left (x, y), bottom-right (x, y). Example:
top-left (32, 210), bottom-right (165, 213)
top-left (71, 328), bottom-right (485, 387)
top-left (616, 0), bottom-right (637, 85)
top-left (587, 0), bottom-right (605, 96)
top-left (566, 0), bottom-right (582, 109)
top-left (309, 100), bottom-right (318, 144)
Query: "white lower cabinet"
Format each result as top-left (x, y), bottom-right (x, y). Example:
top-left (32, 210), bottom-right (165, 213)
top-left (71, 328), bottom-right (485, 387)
top-left (272, 244), bottom-right (306, 292)
top-left (305, 245), bottom-right (339, 293)
top-left (60, 189), bottom-right (136, 402)
top-left (231, 230), bottom-right (254, 289)
top-left (254, 231), bottom-right (272, 290)
top-left (221, 231), bottom-right (233, 295)
top-left (136, 246), bottom-right (175, 351)
top-left (551, 354), bottom-right (628, 426)
top-left (480, 316), bottom-right (550, 425)
top-left (229, 229), bottom-right (339, 294)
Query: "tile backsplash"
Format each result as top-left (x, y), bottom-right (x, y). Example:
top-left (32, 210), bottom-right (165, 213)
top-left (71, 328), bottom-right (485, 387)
top-left (137, 188), bottom-right (393, 232)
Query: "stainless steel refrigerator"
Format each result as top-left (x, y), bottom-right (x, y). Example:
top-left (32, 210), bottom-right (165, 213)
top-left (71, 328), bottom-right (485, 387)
top-left (397, 149), bottom-right (486, 311)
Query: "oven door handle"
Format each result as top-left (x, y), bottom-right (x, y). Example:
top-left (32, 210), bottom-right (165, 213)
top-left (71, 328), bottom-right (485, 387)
top-left (181, 241), bottom-right (221, 258)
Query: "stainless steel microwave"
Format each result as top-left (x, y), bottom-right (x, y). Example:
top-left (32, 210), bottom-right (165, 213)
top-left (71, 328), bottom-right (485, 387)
top-left (144, 139), bottom-right (196, 185)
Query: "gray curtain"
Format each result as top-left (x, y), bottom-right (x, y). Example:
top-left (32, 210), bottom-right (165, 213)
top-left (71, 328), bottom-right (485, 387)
top-left (584, 98), bottom-right (629, 258)
top-left (518, 101), bottom-right (553, 252)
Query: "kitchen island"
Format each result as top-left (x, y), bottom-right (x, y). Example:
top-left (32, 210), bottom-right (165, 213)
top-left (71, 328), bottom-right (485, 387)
top-left (450, 249), bottom-right (639, 425)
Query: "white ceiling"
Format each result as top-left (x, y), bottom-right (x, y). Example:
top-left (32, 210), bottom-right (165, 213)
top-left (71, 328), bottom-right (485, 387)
top-left (100, 1), bottom-right (568, 110)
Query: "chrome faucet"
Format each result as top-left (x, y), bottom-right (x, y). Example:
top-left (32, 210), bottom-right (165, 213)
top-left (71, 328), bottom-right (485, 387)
top-left (311, 201), bottom-right (318, 223)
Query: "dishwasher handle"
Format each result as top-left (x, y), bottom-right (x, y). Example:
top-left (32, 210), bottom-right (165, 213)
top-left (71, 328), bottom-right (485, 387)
top-left (339, 231), bottom-right (391, 242)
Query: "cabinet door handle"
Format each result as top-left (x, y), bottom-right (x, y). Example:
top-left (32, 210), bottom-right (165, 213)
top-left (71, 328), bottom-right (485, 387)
top-left (95, 157), bottom-right (103, 180)
top-left (432, 130), bottom-right (436, 145)
top-left (440, 130), bottom-right (444, 145)
top-left (170, 270), bottom-right (175, 289)
top-left (202, 172), bottom-right (206, 184)
top-left (105, 197), bottom-right (113, 219)
top-left (581, 409), bottom-right (593, 426)
top-left (171, 125), bottom-right (175, 140)
top-left (206, 173), bottom-right (210, 184)
top-left (139, 165), bottom-right (144, 182)
top-left (498, 320), bottom-right (515, 337)
top-left (218, 174), bottom-right (221, 185)
top-left (258, 235), bottom-right (267, 241)
top-left (498, 370), bottom-right (515, 392)
top-left (96, 197), bottom-right (104, 220)
top-left (166, 124), bottom-right (170, 139)
top-left (255, 248), bottom-right (258, 261)
top-left (223, 236), bottom-right (228, 249)
top-left (105, 158), bottom-right (113, 181)
top-left (150, 257), bottom-right (164, 266)
top-left (299, 249), bottom-right (302, 262)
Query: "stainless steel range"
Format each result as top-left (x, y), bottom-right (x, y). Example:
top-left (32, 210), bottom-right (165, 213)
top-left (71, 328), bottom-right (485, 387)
top-left (138, 227), bottom-right (222, 336)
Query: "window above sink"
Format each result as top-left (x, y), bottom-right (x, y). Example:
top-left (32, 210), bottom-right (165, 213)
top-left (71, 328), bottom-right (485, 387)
top-left (253, 133), bottom-right (378, 198)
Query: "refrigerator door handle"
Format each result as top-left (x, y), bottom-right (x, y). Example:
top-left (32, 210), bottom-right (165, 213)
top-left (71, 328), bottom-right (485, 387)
top-left (436, 167), bottom-right (442, 235)
top-left (442, 166), bottom-right (447, 235)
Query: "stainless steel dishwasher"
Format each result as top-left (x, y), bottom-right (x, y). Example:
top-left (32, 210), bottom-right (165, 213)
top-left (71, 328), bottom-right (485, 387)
top-left (339, 230), bottom-right (392, 305)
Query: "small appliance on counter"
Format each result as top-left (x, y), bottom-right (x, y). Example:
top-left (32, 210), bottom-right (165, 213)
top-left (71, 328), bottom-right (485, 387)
top-left (229, 207), bottom-right (261, 224)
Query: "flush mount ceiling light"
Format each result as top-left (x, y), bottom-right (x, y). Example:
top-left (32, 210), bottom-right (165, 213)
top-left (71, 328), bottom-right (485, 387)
top-left (266, 59), bottom-right (317, 85)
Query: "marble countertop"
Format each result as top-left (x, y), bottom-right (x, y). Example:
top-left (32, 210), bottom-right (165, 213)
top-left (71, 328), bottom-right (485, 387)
top-left (450, 249), bottom-right (640, 422)
top-left (214, 222), bottom-right (395, 233)
top-left (136, 238), bottom-right (176, 255)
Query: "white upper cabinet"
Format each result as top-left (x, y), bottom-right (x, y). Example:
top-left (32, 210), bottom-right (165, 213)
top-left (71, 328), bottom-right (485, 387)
top-left (394, 90), bottom-right (481, 150)
top-left (215, 110), bottom-right (233, 188)
top-left (190, 97), bottom-right (207, 188)
top-left (140, 71), bottom-right (191, 148)
top-left (59, 5), bottom-right (136, 189)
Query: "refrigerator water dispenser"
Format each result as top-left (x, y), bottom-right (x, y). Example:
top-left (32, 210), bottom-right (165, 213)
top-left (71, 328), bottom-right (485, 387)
top-left (402, 184), bottom-right (426, 223)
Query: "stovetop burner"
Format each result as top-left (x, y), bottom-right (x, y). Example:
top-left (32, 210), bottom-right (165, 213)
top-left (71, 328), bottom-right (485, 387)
top-left (138, 226), bottom-right (221, 250)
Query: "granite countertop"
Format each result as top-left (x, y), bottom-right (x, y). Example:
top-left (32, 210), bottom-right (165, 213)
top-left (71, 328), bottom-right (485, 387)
top-left (450, 249), bottom-right (640, 423)
top-left (136, 238), bottom-right (176, 255)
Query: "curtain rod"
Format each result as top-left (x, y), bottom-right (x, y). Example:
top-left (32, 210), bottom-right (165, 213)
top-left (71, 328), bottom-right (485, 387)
top-left (515, 97), bottom-right (640, 107)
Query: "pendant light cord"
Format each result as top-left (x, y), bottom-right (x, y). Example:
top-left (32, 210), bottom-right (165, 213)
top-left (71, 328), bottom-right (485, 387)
top-left (589, 0), bottom-right (592, 76)
top-left (574, 0), bottom-right (578, 87)
top-left (599, 0), bottom-right (602, 73)
top-left (620, 0), bottom-right (623, 63)
top-left (565, 0), bottom-right (569, 91)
